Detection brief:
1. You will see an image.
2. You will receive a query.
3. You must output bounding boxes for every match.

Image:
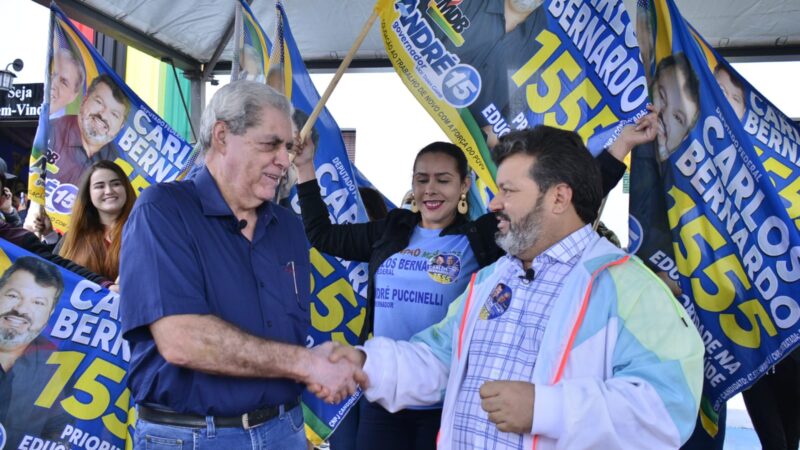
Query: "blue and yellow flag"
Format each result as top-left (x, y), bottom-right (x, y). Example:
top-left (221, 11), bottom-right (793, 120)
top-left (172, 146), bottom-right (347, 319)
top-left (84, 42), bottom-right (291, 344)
top-left (0, 241), bottom-right (133, 450)
top-left (232, 1), bottom-right (371, 444)
top-left (377, 0), bottom-right (650, 194)
top-left (29, 4), bottom-right (197, 232)
top-left (630, 0), bottom-right (800, 436)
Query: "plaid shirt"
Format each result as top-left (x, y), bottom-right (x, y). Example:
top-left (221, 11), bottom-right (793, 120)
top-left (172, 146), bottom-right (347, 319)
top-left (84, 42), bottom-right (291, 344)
top-left (452, 225), bottom-right (595, 449)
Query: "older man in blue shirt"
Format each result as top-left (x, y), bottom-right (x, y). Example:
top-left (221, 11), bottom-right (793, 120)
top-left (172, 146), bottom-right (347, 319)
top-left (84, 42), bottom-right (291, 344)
top-left (120, 81), bottom-right (361, 449)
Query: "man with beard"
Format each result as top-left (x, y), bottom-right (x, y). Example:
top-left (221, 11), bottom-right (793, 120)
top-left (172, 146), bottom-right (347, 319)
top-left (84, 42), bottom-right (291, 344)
top-left (319, 126), bottom-right (705, 449)
top-left (0, 256), bottom-right (71, 449)
top-left (48, 73), bottom-right (130, 189)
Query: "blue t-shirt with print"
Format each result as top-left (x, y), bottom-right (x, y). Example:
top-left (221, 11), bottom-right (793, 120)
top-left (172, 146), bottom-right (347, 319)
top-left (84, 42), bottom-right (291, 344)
top-left (374, 226), bottom-right (479, 341)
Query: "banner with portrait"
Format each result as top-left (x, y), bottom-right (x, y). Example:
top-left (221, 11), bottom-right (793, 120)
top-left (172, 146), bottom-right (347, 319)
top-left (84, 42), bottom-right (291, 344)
top-left (232, 1), bottom-right (371, 444)
top-left (0, 240), bottom-right (131, 450)
top-left (629, 0), bottom-right (800, 436)
top-left (377, 0), bottom-right (650, 193)
top-left (29, 4), bottom-right (198, 232)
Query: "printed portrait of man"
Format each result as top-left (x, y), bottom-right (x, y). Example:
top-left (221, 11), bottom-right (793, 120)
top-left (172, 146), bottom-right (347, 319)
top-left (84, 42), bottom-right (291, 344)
top-left (430, 0), bottom-right (547, 147)
top-left (489, 283), bottom-right (506, 302)
top-left (49, 47), bottom-right (85, 119)
top-left (0, 256), bottom-right (72, 449)
top-left (650, 53), bottom-right (700, 162)
top-left (240, 44), bottom-right (267, 84)
top-left (47, 73), bottom-right (131, 188)
top-left (714, 64), bottom-right (746, 120)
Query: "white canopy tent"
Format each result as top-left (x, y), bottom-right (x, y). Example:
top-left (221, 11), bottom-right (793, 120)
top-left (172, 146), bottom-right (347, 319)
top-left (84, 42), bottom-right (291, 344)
top-left (33, 0), bottom-right (800, 125)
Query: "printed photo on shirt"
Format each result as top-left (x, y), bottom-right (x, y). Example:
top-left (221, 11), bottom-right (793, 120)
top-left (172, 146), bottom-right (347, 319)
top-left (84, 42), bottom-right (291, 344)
top-left (427, 253), bottom-right (461, 284)
top-left (479, 282), bottom-right (512, 320)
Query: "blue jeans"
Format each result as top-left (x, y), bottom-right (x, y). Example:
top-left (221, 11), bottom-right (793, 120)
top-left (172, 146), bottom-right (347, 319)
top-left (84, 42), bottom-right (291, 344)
top-left (133, 405), bottom-right (306, 450)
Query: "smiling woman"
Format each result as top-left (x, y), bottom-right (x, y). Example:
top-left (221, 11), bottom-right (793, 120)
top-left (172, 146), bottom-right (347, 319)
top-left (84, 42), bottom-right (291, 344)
top-left (56, 160), bottom-right (137, 280)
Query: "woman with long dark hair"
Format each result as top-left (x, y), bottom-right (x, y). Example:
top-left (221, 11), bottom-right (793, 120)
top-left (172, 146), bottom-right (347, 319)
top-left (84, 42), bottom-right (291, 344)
top-left (57, 160), bottom-right (136, 280)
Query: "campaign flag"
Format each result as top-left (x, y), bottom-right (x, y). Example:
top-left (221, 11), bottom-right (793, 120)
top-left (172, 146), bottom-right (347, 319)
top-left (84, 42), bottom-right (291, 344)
top-left (232, 1), bottom-right (371, 443)
top-left (630, 0), bottom-right (800, 436)
top-left (353, 165), bottom-right (397, 213)
top-left (377, 0), bottom-right (650, 193)
top-left (29, 4), bottom-right (198, 232)
top-left (0, 241), bottom-right (132, 450)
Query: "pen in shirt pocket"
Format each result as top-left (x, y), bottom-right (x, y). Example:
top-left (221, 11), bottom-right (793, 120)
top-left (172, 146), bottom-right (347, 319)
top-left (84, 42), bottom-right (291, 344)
top-left (285, 261), bottom-right (306, 311)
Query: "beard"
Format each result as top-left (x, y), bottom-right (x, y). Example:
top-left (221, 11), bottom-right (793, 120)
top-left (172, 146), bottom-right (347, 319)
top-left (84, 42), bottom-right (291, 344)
top-left (0, 326), bottom-right (41, 351)
top-left (0, 310), bottom-right (45, 350)
top-left (80, 113), bottom-right (114, 147)
top-left (495, 195), bottom-right (545, 257)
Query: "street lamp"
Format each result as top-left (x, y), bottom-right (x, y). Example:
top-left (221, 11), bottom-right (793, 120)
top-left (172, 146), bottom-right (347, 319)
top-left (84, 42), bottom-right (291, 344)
top-left (0, 59), bottom-right (24, 92)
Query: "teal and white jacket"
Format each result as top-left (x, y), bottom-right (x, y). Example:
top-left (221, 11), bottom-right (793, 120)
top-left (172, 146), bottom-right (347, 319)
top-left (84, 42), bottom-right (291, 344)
top-left (362, 235), bottom-right (704, 450)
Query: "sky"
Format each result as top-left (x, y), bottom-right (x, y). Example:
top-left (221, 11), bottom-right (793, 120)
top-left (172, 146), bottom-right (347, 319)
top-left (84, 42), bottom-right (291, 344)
top-left (3, 0), bottom-right (800, 245)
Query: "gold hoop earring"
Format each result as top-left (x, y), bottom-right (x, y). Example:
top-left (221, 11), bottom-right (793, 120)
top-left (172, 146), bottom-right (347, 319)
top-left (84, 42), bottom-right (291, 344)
top-left (457, 193), bottom-right (468, 215)
top-left (410, 196), bottom-right (419, 213)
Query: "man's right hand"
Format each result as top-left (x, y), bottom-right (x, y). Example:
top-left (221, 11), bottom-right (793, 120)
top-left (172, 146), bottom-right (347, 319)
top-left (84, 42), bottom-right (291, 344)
top-left (304, 341), bottom-right (368, 404)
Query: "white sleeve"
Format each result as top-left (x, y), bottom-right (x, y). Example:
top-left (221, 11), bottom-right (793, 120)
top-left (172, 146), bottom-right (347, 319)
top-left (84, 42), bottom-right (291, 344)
top-left (361, 337), bottom-right (450, 412)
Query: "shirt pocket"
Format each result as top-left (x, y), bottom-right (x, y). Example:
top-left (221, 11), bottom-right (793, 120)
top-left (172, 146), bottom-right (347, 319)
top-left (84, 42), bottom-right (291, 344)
top-left (261, 259), bottom-right (310, 343)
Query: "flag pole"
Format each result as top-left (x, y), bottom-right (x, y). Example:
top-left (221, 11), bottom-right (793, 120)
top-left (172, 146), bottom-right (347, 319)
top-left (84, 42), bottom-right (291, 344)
top-left (299, 2), bottom-right (382, 143)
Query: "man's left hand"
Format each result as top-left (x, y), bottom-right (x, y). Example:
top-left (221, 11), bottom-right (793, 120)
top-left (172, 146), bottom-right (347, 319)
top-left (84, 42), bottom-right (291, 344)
top-left (479, 380), bottom-right (535, 434)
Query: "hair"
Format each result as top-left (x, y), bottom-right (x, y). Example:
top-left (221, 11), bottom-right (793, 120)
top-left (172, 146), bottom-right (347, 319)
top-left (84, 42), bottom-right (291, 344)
top-left (292, 109), bottom-right (320, 148)
top-left (492, 125), bottom-right (602, 224)
top-left (59, 160), bottom-right (136, 280)
top-left (86, 73), bottom-right (131, 119)
top-left (654, 53), bottom-right (699, 108)
top-left (54, 47), bottom-right (86, 93)
top-left (595, 221), bottom-right (621, 247)
top-left (197, 80), bottom-right (293, 156)
top-left (413, 142), bottom-right (469, 182)
top-left (0, 172), bottom-right (6, 193)
top-left (358, 187), bottom-right (389, 220)
top-left (0, 256), bottom-right (64, 308)
top-left (714, 64), bottom-right (745, 94)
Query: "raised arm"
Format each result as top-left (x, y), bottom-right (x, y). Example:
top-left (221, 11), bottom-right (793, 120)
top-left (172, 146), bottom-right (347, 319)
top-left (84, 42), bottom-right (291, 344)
top-left (293, 132), bottom-right (392, 262)
top-left (601, 106), bottom-right (659, 195)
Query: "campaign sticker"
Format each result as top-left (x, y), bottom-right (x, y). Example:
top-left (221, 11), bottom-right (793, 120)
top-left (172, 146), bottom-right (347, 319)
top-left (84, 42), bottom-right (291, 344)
top-left (479, 283), bottom-right (513, 320)
top-left (0, 421), bottom-right (6, 450)
top-left (427, 253), bottom-right (461, 284)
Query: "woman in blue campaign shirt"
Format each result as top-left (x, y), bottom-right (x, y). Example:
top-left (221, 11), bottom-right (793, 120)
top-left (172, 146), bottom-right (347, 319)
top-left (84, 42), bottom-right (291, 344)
top-left (296, 142), bottom-right (497, 450)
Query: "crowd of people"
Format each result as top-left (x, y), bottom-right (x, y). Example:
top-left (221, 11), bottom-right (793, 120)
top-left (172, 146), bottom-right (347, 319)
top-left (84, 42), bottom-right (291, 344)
top-left (0, 43), bottom-right (795, 450)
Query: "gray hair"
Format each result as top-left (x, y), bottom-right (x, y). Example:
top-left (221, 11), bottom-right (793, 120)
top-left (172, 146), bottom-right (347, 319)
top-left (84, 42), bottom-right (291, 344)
top-left (54, 47), bottom-right (86, 92)
top-left (197, 80), bottom-right (293, 156)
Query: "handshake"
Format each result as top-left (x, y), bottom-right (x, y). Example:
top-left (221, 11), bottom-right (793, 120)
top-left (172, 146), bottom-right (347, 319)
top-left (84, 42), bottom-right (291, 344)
top-left (304, 341), bottom-right (369, 404)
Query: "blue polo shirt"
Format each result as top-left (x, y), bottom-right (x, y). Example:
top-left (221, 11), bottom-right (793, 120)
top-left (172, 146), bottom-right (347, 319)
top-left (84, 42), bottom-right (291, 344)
top-left (120, 167), bottom-right (311, 416)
